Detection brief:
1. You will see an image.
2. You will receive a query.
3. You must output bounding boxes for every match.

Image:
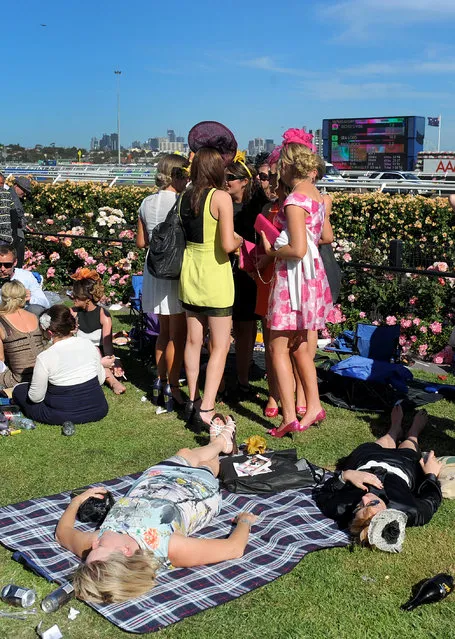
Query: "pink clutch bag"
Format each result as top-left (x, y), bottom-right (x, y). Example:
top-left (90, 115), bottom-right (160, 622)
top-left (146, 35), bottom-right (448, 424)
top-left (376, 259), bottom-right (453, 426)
top-left (239, 239), bottom-right (259, 273)
top-left (254, 213), bottom-right (280, 245)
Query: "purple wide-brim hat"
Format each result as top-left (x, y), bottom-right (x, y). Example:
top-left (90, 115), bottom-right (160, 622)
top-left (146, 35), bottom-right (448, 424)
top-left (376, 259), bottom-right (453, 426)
top-left (188, 121), bottom-right (237, 166)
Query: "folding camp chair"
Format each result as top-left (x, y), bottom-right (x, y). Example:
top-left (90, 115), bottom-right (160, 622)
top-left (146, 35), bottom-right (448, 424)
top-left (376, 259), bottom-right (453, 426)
top-left (128, 274), bottom-right (159, 366)
top-left (322, 323), bottom-right (405, 412)
top-left (325, 323), bottom-right (401, 362)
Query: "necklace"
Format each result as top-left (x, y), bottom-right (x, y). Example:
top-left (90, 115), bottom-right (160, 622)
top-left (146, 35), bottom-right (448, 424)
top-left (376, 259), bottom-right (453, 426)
top-left (291, 179), bottom-right (309, 193)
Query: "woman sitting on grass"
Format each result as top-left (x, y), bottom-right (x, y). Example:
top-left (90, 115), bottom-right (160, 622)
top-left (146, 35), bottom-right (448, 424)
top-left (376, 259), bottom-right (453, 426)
top-left (314, 405), bottom-right (442, 552)
top-left (13, 305), bottom-right (108, 425)
top-left (56, 424), bottom-right (257, 604)
top-left (71, 269), bottom-right (125, 395)
top-left (0, 281), bottom-right (45, 387)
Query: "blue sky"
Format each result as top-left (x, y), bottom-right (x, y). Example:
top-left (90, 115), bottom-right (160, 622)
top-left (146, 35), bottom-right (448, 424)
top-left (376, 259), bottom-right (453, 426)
top-left (2, 0), bottom-right (455, 150)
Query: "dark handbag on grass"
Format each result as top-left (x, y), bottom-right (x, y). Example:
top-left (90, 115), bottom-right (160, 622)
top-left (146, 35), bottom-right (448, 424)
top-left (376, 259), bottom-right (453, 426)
top-left (147, 195), bottom-right (186, 280)
top-left (319, 243), bottom-right (342, 303)
top-left (219, 448), bottom-right (325, 494)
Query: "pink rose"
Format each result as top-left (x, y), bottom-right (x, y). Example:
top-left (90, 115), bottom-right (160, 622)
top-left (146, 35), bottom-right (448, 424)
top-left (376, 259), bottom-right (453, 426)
top-left (433, 355), bottom-right (444, 364)
top-left (348, 294), bottom-right (356, 302)
top-left (46, 219), bottom-right (54, 225)
top-left (413, 318), bottom-right (421, 326)
top-left (386, 316), bottom-right (397, 325)
top-left (429, 321), bottom-right (442, 334)
top-left (420, 326), bottom-right (427, 333)
top-left (410, 335), bottom-right (417, 343)
top-left (49, 252), bottom-right (60, 263)
top-left (409, 297), bottom-right (417, 305)
top-left (46, 267), bottom-right (55, 278)
top-left (343, 253), bottom-right (352, 262)
top-left (400, 318), bottom-right (412, 329)
top-left (359, 311), bottom-right (366, 319)
top-left (399, 335), bottom-right (407, 346)
top-left (418, 344), bottom-right (428, 357)
top-left (96, 263), bottom-right (107, 275)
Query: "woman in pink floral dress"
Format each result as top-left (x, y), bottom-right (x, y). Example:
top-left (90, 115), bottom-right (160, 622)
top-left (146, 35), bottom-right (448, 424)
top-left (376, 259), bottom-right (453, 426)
top-left (261, 135), bottom-right (334, 438)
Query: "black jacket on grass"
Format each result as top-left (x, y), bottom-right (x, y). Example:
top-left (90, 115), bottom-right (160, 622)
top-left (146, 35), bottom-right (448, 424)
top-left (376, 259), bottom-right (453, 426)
top-left (314, 442), bottom-right (442, 530)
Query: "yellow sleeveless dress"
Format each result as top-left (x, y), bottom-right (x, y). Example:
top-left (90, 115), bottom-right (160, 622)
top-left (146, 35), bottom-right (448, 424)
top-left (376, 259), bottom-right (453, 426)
top-left (179, 188), bottom-right (234, 315)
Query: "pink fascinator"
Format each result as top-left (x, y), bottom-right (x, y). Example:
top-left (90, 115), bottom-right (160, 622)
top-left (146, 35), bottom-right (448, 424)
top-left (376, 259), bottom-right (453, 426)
top-left (282, 127), bottom-right (316, 152)
top-left (267, 127), bottom-right (316, 165)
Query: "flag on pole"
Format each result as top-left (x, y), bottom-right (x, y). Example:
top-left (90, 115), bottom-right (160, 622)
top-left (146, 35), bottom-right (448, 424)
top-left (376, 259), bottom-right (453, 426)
top-left (428, 117), bottom-right (440, 127)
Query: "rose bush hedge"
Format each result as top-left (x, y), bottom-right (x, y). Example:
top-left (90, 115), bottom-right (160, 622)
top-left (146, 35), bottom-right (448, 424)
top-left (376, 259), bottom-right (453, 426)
top-left (21, 183), bottom-right (455, 360)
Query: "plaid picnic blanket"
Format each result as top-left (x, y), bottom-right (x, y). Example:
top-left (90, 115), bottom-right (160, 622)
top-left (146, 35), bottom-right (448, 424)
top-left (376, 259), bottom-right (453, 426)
top-left (0, 472), bottom-right (349, 634)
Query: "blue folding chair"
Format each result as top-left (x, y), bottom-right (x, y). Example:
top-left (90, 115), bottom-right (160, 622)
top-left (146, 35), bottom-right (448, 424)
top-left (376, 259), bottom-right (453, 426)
top-left (130, 274), bottom-right (143, 316)
top-left (325, 323), bottom-right (401, 363)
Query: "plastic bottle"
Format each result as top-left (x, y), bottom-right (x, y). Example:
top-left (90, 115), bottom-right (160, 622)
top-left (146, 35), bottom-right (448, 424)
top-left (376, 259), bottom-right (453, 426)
top-left (163, 383), bottom-right (173, 412)
top-left (401, 573), bottom-right (454, 611)
top-left (9, 415), bottom-right (36, 430)
top-left (41, 583), bottom-right (74, 613)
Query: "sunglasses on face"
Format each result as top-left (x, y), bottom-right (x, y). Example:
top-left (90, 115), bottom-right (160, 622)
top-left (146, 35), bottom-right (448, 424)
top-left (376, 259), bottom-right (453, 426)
top-left (0, 262), bottom-right (14, 268)
top-left (353, 499), bottom-right (380, 515)
top-left (225, 174), bottom-right (242, 182)
top-left (259, 172), bottom-right (271, 181)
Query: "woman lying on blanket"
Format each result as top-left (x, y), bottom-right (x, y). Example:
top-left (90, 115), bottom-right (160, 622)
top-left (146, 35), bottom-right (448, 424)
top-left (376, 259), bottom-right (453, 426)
top-left (314, 405), bottom-right (442, 552)
top-left (56, 422), bottom-right (258, 603)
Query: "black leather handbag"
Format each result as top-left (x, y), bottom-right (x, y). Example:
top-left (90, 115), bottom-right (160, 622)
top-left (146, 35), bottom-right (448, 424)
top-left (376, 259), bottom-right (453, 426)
top-left (219, 449), bottom-right (325, 494)
top-left (147, 195), bottom-right (186, 280)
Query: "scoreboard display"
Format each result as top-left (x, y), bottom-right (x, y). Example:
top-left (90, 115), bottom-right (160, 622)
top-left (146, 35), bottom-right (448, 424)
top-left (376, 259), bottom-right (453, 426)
top-left (322, 116), bottom-right (425, 171)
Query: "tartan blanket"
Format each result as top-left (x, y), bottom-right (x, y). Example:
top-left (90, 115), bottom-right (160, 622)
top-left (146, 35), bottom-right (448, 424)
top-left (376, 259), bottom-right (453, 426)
top-left (0, 472), bottom-right (349, 634)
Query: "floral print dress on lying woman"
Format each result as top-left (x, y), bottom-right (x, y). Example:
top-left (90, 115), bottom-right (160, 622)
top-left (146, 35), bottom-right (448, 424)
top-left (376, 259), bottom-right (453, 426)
top-left (98, 459), bottom-right (221, 572)
top-left (267, 192), bottom-right (334, 331)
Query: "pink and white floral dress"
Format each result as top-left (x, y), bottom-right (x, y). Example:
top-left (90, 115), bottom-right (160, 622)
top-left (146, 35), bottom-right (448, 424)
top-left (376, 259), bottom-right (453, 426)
top-left (267, 192), bottom-right (334, 331)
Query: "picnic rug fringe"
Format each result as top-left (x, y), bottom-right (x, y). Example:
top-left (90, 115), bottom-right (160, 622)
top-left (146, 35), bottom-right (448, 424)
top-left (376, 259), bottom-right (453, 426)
top-left (0, 472), bottom-right (349, 633)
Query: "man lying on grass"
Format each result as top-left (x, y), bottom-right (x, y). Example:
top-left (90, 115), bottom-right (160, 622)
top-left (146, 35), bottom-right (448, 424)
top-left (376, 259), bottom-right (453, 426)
top-left (56, 420), bottom-right (258, 603)
top-left (314, 406), bottom-right (442, 552)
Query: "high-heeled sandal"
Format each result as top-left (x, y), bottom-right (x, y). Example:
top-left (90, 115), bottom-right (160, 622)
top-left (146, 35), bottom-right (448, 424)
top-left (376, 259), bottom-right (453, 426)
top-left (183, 397), bottom-right (201, 422)
top-left (296, 406), bottom-right (307, 417)
top-left (268, 419), bottom-right (300, 438)
top-left (264, 406), bottom-right (279, 418)
top-left (298, 409), bottom-right (326, 432)
top-left (219, 416), bottom-right (238, 455)
top-left (192, 405), bottom-right (216, 433)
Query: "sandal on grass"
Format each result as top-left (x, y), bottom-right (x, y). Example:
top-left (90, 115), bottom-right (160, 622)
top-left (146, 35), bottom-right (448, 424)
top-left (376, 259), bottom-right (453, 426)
top-left (218, 416), bottom-right (238, 455)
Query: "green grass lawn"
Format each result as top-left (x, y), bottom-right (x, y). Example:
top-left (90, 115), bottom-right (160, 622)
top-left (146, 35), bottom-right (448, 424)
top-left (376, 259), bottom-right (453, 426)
top-left (0, 313), bottom-right (454, 639)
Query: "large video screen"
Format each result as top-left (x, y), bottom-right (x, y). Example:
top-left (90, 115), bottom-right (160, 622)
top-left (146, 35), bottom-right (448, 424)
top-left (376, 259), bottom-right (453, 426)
top-left (324, 117), bottom-right (409, 171)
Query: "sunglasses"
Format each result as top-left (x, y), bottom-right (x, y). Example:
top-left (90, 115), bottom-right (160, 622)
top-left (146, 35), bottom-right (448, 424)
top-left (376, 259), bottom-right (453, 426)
top-left (353, 499), bottom-right (380, 515)
top-left (225, 174), bottom-right (242, 182)
top-left (259, 172), bottom-right (271, 181)
top-left (0, 262), bottom-right (14, 268)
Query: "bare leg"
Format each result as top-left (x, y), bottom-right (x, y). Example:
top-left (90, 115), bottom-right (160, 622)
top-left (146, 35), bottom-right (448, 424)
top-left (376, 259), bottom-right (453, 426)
top-left (167, 313), bottom-right (187, 403)
top-left (398, 408), bottom-right (428, 452)
top-left (200, 315), bottom-right (232, 423)
top-left (156, 315), bottom-right (170, 380)
top-left (262, 322), bottom-right (279, 411)
top-left (376, 404), bottom-right (404, 449)
top-left (269, 331), bottom-right (297, 427)
top-left (233, 320), bottom-right (256, 387)
top-left (292, 358), bottom-right (306, 408)
top-left (176, 430), bottom-right (232, 476)
top-left (292, 332), bottom-right (323, 428)
top-left (105, 366), bottom-right (126, 394)
top-left (184, 313), bottom-right (205, 402)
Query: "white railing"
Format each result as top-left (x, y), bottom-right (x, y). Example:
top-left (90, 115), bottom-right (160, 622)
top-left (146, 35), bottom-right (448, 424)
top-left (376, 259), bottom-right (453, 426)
top-left (1, 163), bottom-right (157, 186)
top-left (320, 179), bottom-right (454, 196)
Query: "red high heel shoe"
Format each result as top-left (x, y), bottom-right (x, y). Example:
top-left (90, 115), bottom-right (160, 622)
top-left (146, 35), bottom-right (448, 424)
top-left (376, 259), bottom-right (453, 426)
top-left (264, 406), bottom-right (279, 418)
top-left (268, 419), bottom-right (300, 438)
top-left (298, 409), bottom-right (326, 432)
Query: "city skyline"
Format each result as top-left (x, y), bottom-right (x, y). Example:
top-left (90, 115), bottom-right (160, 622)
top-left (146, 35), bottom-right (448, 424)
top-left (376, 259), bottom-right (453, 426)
top-left (1, 1), bottom-right (455, 151)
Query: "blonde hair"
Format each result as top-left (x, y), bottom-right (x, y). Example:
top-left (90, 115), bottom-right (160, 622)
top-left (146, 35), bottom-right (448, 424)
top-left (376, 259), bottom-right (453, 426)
top-left (278, 143), bottom-right (319, 181)
top-left (0, 281), bottom-right (27, 315)
top-left (72, 550), bottom-right (160, 603)
top-left (155, 153), bottom-right (189, 190)
top-left (349, 506), bottom-right (377, 547)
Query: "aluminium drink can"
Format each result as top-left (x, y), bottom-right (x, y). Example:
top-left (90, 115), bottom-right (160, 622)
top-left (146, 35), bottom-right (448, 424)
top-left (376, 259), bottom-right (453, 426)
top-left (1, 583), bottom-right (36, 607)
top-left (41, 583), bottom-right (74, 613)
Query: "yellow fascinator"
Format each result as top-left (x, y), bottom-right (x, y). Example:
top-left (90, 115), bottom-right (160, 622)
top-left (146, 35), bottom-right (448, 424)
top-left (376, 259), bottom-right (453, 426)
top-left (233, 150), bottom-right (253, 178)
top-left (244, 435), bottom-right (267, 455)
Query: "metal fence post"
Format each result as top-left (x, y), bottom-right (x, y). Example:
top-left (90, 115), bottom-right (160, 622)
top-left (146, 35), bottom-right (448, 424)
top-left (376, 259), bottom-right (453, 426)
top-left (389, 240), bottom-right (403, 268)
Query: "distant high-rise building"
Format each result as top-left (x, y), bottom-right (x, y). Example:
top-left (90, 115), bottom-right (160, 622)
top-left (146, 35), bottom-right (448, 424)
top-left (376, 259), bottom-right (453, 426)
top-left (176, 136), bottom-right (184, 143)
top-left (147, 137), bottom-right (160, 151)
top-left (159, 139), bottom-right (185, 152)
top-left (247, 138), bottom-right (265, 157)
top-left (99, 133), bottom-right (111, 151)
top-left (110, 133), bottom-right (119, 152)
top-left (167, 129), bottom-right (176, 143)
top-left (131, 140), bottom-right (142, 149)
top-left (90, 137), bottom-right (99, 151)
top-left (265, 139), bottom-right (275, 153)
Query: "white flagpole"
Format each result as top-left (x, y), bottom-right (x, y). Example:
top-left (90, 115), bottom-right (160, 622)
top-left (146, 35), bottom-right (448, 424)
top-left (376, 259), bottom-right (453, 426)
top-left (438, 114), bottom-right (442, 152)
